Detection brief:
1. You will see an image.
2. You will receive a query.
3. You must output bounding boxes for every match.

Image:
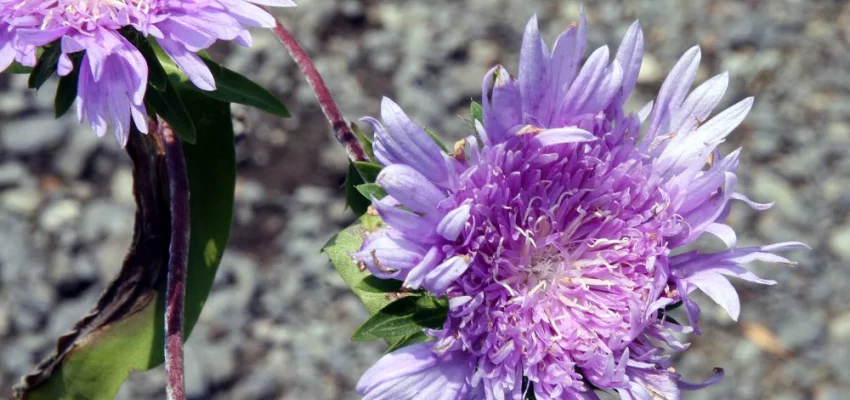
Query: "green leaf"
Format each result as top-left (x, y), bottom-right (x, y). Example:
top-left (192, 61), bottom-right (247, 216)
top-left (662, 314), bottom-right (681, 326)
top-left (469, 101), bottom-right (484, 143)
top-left (385, 330), bottom-right (432, 353)
top-left (146, 80), bottom-right (197, 144)
top-left (355, 183), bottom-right (386, 201)
top-left (353, 161), bottom-right (382, 183)
top-left (128, 32), bottom-right (169, 92)
top-left (16, 91), bottom-right (236, 400)
top-left (345, 162), bottom-right (371, 215)
top-left (664, 301), bottom-right (683, 311)
top-left (523, 377), bottom-right (537, 400)
top-left (197, 56), bottom-right (290, 117)
top-left (356, 276), bottom-right (403, 294)
top-left (351, 122), bottom-right (375, 161)
top-left (322, 214), bottom-right (398, 315)
top-left (425, 128), bottom-right (449, 153)
top-left (351, 297), bottom-right (423, 341)
top-left (323, 215), bottom-right (448, 352)
top-left (470, 101), bottom-right (483, 125)
top-left (180, 90), bottom-right (237, 336)
top-left (150, 42), bottom-right (288, 117)
top-left (352, 296), bottom-right (447, 342)
top-left (28, 44), bottom-right (61, 89)
top-left (4, 61), bottom-right (33, 74)
top-left (54, 58), bottom-right (80, 118)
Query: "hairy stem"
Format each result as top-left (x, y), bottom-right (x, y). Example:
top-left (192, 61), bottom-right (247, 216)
top-left (272, 19), bottom-right (368, 163)
top-left (156, 121), bottom-right (190, 400)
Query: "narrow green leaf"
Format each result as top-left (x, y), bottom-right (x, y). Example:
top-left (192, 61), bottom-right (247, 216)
top-left (351, 297), bottom-right (424, 341)
top-left (425, 128), bottom-right (449, 153)
top-left (470, 100), bottom-right (484, 143)
top-left (356, 276), bottom-right (403, 294)
top-left (664, 301), bottom-right (683, 311)
top-left (54, 60), bottom-right (80, 118)
top-left (198, 56), bottom-right (290, 117)
top-left (411, 296), bottom-right (448, 329)
top-left (146, 81), bottom-right (197, 144)
top-left (385, 331), bottom-right (432, 353)
top-left (351, 122), bottom-right (375, 161)
top-left (470, 101), bottom-right (483, 125)
top-left (523, 377), bottom-right (537, 400)
top-left (180, 90), bottom-right (237, 337)
top-left (351, 296), bottom-right (447, 342)
top-left (662, 314), bottom-right (681, 326)
top-left (28, 44), bottom-right (61, 89)
top-left (356, 183), bottom-right (386, 201)
top-left (128, 32), bottom-right (168, 91)
top-left (345, 162), bottom-right (370, 215)
top-left (4, 61), bottom-right (33, 74)
top-left (149, 42), bottom-right (288, 117)
top-left (353, 161), bottom-right (382, 183)
top-left (149, 41), bottom-right (188, 85)
top-left (17, 91), bottom-right (236, 400)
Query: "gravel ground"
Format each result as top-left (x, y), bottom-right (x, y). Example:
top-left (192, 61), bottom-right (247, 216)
top-left (0, 0), bottom-right (847, 399)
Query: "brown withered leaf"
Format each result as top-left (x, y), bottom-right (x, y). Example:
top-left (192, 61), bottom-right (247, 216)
top-left (12, 131), bottom-right (171, 399)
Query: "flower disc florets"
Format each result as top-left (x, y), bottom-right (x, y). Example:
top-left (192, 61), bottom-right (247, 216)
top-left (353, 13), bottom-right (807, 400)
top-left (0, 0), bottom-right (295, 145)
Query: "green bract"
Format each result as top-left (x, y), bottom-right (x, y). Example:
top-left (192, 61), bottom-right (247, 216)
top-left (322, 215), bottom-right (449, 353)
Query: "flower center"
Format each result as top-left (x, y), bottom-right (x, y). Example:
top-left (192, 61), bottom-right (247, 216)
top-left (526, 248), bottom-right (563, 291)
top-left (34, 0), bottom-right (155, 30)
top-left (440, 131), bottom-right (679, 391)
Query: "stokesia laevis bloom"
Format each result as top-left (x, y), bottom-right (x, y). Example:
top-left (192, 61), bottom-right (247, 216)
top-left (352, 13), bottom-right (808, 400)
top-left (0, 0), bottom-right (295, 145)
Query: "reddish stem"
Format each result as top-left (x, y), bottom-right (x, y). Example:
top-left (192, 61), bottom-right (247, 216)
top-left (272, 19), bottom-right (368, 163)
top-left (156, 121), bottom-right (190, 400)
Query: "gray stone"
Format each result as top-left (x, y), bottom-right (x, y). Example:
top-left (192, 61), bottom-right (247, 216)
top-left (231, 370), bottom-right (279, 400)
top-left (0, 303), bottom-right (9, 337)
top-left (0, 87), bottom-right (28, 115)
top-left (8, 283), bottom-right (53, 332)
top-left (198, 344), bottom-right (237, 386)
top-left (771, 392), bottom-right (805, 400)
top-left (0, 187), bottom-right (42, 216)
top-left (38, 198), bottom-right (81, 232)
top-left (778, 307), bottom-right (826, 351)
top-left (829, 312), bottom-right (850, 343)
top-left (55, 126), bottom-right (100, 179)
top-left (110, 168), bottom-right (135, 206)
top-left (0, 213), bottom-right (37, 283)
top-left (637, 54), bottom-right (664, 84)
top-left (234, 178), bottom-right (267, 204)
top-left (816, 386), bottom-right (850, 400)
top-left (0, 162), bottom-right (32, 187)
top-left (829, 225), bottom-right (850, 262)
top-left (80, 200), bottom-right (134, 242)
top-left (183, 348), bottom-right (208, 399)
top-left (0, 117), bottom-right (66, 154)
top-left (0, 338), bottom-right (33, 376)
top-left (46, 291), bottom-right (100, 339)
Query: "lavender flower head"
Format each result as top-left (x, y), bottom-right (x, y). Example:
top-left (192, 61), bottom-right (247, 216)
top-left (353, 13), bottom-right (807, 400)
top-left (0, 0), bottom-right (295, 145)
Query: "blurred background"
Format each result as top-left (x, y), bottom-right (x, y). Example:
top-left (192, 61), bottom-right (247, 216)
top-left (0, 0), bottom-right (846, 398)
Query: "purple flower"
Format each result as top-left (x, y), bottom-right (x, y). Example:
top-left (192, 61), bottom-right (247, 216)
top-left (353, 13), bottom-right (807, 400)
top-left (0, 0), bottom-right (295, 145)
